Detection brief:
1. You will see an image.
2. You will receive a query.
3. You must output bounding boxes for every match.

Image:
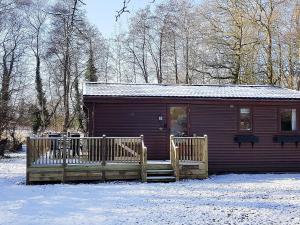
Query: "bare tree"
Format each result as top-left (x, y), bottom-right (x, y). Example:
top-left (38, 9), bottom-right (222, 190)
top-left (25, 0), bottom-right (51, 133)
top-left (251, 0), bottom-right (289, 85)
top-left (0, 2), bottom-right (27, 138)
top-left (48, 0), bottom-right (86, 132)
top-left (126, 7), bottom-right (152, 83)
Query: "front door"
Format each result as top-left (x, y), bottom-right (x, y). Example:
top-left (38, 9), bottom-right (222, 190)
top-left (169, 106), bottom-right (188, 137)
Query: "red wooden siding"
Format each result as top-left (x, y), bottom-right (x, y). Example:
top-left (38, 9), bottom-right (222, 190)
top-left (91, 103), bottom-right (168, 160)
top-left (190, 104), bottom-right (300, 173)
top-left (84, 97), bottom-right (300, 173)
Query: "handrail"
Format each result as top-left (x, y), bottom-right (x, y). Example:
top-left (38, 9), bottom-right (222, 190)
top-left (171, 136), bottom-right (206, 139)
top-left (29, 136), bottom-right (142, 140)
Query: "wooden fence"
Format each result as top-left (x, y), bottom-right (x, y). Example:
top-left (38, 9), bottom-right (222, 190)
top-left (170, 135), bottom-right (208, 180)
top-left (27, 135), bottom-right (146, 166)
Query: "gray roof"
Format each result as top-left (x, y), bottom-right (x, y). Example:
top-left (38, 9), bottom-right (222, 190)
top-left (83, 83), bottom-right (300, 100)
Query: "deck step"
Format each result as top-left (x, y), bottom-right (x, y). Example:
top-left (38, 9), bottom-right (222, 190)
top-left (146, 176), bottom-right (176, 183)
top-left (147, 164), bottom-right (172, 170)
top-left (146, 162), bottom-right (175, 182)
top-left (147, 169), bottom-right (174, 175)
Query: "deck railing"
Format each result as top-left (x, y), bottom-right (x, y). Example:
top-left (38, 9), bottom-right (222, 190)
top-left (27, 135), bottom-right (145, 166)
top-left (170, 135), bottom-right (208, 180)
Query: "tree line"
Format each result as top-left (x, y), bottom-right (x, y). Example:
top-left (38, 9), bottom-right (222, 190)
top-left (0, 0), bottom-right (299, 149)
top-left (110, 0), bottom-right (300, 87)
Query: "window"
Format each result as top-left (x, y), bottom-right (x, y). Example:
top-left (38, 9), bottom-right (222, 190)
top-left (240, 108), bottom-right (252, 131)
top-left (280, 109), bottom-right (297, 131)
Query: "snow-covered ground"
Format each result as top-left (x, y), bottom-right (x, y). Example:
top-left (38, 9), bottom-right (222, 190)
top-left (1, 152), bottom-right (300, 225)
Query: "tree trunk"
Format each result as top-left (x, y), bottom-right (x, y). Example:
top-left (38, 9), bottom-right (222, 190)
top-left (63, 33), bottom-right (71, 132)
top-left (267, 28), bottom-right (274, 85)
top-left (185, 36), bottom-right (189, 84)
top-left (142, 26), bottom-right (149, 83)
top-left (158, 32), bottom-right (163, 83)
top-left (74, 63), bottom-right (84, 131)
top-left (173, 34), bottom-right (179, 84)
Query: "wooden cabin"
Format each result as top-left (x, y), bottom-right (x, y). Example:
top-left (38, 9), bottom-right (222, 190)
top-left (83, 83), bottom-right (300, 174)
top-left (25, 83), bottom-right (300, 184)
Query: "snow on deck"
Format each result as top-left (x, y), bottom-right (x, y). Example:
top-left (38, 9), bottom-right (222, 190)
top-left (1, 152), bottom-right (300, 225)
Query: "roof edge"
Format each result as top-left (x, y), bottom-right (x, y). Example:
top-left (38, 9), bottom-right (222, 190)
top-left (84, 82), bottom-right (283, 88)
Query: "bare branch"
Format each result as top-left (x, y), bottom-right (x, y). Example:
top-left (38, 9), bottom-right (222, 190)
top-left (116, 0), bottom-right (156, 21)
top-left (116, 0), bottom-right (131, 21)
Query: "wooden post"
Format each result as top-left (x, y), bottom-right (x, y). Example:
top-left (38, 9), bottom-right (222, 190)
top-left (170, 135), bottom-right (179, 181)
top-left (175, 146), bottom-right (180, 181)
top-left (62, 135), bottom-right (67, 183)
top-left (170, 135), bottom-right (174, 162)
top-left (140, 135), bottom-right (147, 182)
top-left (101, 135), bottom-right (106, 181)
top-left (140, 134), bottom-right (144, 150)
top-left (204, 135), bottom-right (208, 177)
top-left (142, 147), bottom-right (147, 182)
top-left (26, 137), bottom-right (31, 185)
top-left (170, 135), bottom-right (173, 168)
top-left (199, 139), bottom-right (203, 162)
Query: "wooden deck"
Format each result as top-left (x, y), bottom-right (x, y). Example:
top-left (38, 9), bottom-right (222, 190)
top-left (26, 135), bottom-right (208, 184)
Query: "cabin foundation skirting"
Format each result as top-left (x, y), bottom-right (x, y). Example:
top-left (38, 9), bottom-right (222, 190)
top-left (27, 164), bottom-right (141, 183)
top-left (27, 163), bottom-right (209, 184)
top-left (179, 163), bottom-right (208, 179)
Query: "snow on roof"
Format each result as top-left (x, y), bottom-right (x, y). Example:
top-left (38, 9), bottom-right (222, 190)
top-left (83, 83), bottom-right (300, 100)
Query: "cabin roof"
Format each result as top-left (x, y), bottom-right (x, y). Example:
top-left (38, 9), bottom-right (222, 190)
top-left (83, 83), bottom-right (300, 100)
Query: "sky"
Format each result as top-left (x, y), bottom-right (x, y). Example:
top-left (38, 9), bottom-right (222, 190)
top-left (85, 0), bottom-right (159, 38)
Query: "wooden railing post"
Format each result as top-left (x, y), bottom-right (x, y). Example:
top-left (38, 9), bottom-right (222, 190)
top-left (170, 135), bottom-right (174, 162)
top-left (26, 137), bottom-right (31, 185)
top-left (142, 147), bottom-right (147, 182)
top-left (140, 135), bottom-right (147, 182)
top-left (204, 134), bottom-right (208, 176)
top-left (62, 135), bottom-right (67, 166)
top-left (170, 135), bottom-right (180, 181)
top-left (199, 138), bottom-right (203, 162)
top-left (62, 135), bottom-right (67, 183)
top-left (102, 135), bottom-right (107, 166)
top-left (101, 135), bottom-right (107, 181)
top-left (174, 146), bottom-right (180, 181)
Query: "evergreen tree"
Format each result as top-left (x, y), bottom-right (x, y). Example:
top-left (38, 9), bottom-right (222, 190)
top-left (85, 39), bottom-right (98, 82)
top-left (31, 105), bottom-right (42, 134)
top-left (35, 55), bottom-right (49, 132)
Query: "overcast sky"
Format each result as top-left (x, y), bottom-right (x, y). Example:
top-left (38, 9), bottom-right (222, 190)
top-left (85, 0), bottom-right (159, 38)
